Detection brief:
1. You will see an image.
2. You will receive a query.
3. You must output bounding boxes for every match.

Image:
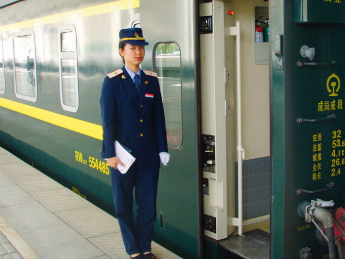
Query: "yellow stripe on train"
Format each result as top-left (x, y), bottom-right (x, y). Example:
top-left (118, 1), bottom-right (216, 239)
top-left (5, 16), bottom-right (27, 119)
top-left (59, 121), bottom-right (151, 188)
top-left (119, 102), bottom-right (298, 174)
top-left (0, 0), bottom-right (140, 32)
top-left (0, 97), bottom-right (103, 140)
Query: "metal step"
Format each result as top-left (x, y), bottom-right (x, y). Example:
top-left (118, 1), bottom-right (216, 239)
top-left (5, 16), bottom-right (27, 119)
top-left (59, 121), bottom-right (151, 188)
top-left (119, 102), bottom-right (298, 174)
top-left (219, 229), bottom-right (270, 259)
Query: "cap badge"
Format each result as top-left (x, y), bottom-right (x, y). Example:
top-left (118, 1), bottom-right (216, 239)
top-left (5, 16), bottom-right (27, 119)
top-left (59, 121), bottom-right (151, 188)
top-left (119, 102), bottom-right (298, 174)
top-left (135, 32), bottom-right (139, 38)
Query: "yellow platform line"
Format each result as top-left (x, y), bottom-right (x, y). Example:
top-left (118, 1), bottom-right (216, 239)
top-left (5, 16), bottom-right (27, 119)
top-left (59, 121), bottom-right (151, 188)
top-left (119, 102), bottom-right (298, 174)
top-left (0, 0), bottom-right (140, 32)
top-left (0, 97), bottom-right (103, 140)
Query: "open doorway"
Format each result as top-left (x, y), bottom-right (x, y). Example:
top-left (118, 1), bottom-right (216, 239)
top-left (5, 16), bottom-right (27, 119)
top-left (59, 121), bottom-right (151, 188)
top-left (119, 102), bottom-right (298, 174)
top-left (200, 0), bottom-right (270, 257)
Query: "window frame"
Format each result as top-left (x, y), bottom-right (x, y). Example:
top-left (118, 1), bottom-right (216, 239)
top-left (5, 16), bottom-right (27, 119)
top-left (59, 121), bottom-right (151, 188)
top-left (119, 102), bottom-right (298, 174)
top-left (130, 13), bottom-right (140, 28)
top-left (12, 30), bottom-right (37, 102)
top-left (0, 35), bottom-right (5, 94)
top-left (153, 41), bottom-right (183, 150)
top-left (58, 24), bottom-right (79, 112)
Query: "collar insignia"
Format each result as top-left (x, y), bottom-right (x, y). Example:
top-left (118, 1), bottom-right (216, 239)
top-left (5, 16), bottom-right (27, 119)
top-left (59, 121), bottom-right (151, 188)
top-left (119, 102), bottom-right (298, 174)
top-left (122, 75), bottom-right (126, 79)
top-left (145, 81), bottom-right (148, 84)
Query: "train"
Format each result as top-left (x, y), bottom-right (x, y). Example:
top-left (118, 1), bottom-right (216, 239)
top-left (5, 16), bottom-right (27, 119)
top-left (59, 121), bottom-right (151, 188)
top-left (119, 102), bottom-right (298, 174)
top-left (1, 0), bottom-right (345, 258)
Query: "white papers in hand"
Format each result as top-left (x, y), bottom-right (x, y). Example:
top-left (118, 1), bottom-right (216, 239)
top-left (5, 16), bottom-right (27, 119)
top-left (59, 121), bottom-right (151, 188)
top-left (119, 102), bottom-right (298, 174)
top-left (115, 141), bottom-right (136, 174)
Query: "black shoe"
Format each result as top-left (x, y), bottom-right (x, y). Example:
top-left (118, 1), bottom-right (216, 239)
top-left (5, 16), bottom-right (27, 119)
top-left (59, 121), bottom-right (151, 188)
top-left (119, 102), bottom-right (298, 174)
top-left (130, 254), bottom-right (143, 259)
top-left (142, 252), bottom-right (157, 259)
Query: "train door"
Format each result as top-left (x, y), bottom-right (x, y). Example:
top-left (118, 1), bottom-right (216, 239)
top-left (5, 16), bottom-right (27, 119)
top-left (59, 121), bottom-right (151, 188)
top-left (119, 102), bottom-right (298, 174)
top-left (271, 0), bottom-right (345, 258)
top-left (142, 0), bottom-right (271, 257)
top-left (140, 1), bottom-right (202, 259)
top-left (198, 0), bottom-right (271, 258)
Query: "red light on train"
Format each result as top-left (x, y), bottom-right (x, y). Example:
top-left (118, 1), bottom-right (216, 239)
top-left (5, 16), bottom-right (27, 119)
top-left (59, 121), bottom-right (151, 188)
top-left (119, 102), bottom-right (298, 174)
top-left (228, 10), bottom-right (235, 15)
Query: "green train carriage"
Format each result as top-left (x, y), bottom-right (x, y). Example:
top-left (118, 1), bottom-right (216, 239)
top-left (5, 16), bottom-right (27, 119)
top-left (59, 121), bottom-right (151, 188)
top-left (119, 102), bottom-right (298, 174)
top-left (0, 0), bottom-right (345, 258)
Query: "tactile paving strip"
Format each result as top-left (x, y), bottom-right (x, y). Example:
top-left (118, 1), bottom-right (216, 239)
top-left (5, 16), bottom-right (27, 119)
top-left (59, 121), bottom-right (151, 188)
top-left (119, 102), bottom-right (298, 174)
top-left (0, 230), bottom-right (24, 259)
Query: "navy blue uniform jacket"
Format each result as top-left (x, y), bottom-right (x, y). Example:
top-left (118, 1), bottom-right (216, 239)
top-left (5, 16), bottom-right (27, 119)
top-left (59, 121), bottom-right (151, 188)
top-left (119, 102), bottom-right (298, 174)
top-left (100, 67), bottom-right (168, 165)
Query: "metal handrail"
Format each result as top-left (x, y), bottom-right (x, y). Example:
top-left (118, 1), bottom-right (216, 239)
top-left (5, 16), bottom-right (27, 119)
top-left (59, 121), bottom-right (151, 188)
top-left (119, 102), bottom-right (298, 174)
top-left (297, 114), bottom-right (337, 123)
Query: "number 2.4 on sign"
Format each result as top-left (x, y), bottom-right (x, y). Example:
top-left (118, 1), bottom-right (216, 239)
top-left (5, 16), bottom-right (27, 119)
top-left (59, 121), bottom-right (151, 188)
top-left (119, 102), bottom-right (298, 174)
top-left (331, 168), bottom-right (341, 177)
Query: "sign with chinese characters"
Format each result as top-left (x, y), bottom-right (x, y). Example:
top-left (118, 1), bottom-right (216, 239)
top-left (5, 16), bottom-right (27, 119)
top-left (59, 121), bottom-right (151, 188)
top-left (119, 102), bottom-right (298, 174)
top-left (310, 130), bottom-right (344, 182)
top-left (317, 73), bottom-right (343, 112)
top-left (312, 133), bottom-right (323, 181)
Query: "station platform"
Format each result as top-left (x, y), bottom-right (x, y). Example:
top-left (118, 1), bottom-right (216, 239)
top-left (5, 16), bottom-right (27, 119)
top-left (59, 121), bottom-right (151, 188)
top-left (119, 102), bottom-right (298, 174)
top-left (0, 147), bottom-right (181, 259)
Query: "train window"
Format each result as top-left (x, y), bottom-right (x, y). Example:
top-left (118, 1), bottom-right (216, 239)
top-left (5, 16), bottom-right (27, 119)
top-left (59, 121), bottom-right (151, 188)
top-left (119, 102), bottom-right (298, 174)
top-left (13, 32), bottom-right (37, 102)
top-left (59, 25), bottom-right (78, 112)
top-left (154, 42), bottom-right (182, 150)
top-left (0, 36), bottom-right (5, 94)
top-left (61, 32), bottom-right (75, 52)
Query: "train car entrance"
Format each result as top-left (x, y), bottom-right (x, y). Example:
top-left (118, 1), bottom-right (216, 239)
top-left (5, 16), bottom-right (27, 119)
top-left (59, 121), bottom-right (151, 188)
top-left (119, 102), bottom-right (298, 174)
top-left (141, 0), bottom-right (345, 258)
top-left (199, 0), bottom-right (270, 258)
top-left (141, 0), bottom-right (271, 258)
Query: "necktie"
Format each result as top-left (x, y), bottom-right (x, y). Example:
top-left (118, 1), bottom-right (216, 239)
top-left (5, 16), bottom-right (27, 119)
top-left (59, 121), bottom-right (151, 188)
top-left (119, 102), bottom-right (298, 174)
top-left (133, 74), bottom-right (140, 93)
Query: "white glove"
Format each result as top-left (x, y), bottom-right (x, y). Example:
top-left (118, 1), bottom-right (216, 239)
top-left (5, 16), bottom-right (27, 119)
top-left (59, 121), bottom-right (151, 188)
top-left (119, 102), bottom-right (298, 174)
top-left (159, 152), bottom-right (170, 166)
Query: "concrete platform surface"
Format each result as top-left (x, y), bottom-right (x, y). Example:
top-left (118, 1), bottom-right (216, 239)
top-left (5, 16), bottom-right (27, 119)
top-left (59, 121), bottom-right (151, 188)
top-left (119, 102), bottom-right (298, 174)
top-left (0, 147), bottom-right (181, 259)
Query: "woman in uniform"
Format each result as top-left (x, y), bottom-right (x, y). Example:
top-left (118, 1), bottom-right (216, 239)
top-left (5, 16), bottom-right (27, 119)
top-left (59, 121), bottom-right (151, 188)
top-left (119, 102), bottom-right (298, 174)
top-left (100, 28), bottom-right (170, 259)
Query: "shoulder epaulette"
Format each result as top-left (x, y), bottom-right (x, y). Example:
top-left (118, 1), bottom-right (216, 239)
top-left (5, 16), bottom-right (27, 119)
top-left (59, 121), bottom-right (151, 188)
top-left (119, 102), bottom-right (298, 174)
top-left (143, 70), bottom-right (157, 78)
top-left (107, 69), bottom-right (123, 78)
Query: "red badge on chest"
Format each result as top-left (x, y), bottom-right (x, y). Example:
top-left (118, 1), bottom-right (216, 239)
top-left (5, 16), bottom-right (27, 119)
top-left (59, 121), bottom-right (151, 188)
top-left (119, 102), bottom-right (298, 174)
top-left (145, 93), bottom-right (154, 98)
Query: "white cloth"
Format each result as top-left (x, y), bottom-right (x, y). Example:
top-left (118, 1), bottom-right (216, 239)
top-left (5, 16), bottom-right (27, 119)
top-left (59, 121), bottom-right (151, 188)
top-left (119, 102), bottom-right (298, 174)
top-left (159, 152), bottom-right (170, 166)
